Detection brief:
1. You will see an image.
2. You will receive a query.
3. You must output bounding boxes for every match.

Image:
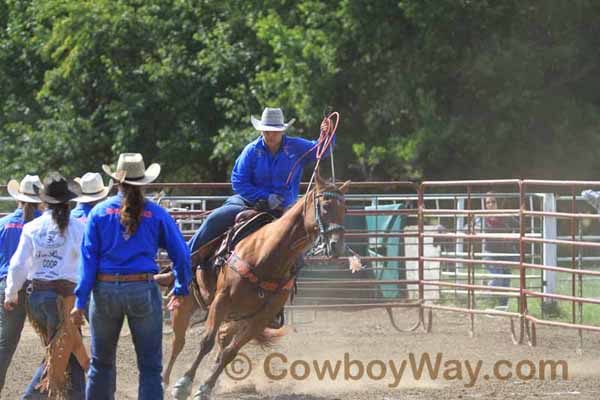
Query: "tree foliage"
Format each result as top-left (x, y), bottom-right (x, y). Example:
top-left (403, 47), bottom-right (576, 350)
top-left (0, 0), bottom-right (599, 182)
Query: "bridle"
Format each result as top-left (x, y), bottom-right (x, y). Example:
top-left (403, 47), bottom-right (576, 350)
top-left (300, 187), bottom-right (346, 258)
top-left (313, 190), bottom-right (345, 237)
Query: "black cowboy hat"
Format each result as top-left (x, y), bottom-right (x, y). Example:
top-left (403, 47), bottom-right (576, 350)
top-left (34, 172), bottom-right (82, 204)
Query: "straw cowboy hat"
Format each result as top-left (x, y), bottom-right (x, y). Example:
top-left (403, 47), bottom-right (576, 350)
top-left (74, 172), bottom-right (113, 203)
top-left (7, 174), bottom-right (42, 203)
top-left (34, 172), bottom-right (82, 204)
top-left (102, 153), bottom-right (160, 186)
top-left (251, 107), bottom-right (295, 131)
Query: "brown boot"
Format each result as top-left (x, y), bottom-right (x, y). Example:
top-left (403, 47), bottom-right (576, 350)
top-left (196, 268), bottom-right (216, 305)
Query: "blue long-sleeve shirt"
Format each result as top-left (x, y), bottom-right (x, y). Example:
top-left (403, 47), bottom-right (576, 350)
top-left (0, 208), bottom-right (41, 279)
top-left (75, 193), bottom-right (192, 309)
top-left (70, 203), bottom-right (94, 224)
top-left (231, 134), bottom-right (335, 209)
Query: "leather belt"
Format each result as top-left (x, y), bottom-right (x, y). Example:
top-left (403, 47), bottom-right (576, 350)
top-left (96, 273), bottom-right (154, 283)
top-left (32, 279), bottom-right (76, 297)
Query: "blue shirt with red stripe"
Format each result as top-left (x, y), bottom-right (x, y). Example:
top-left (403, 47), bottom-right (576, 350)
top-left (0, 208), bottom-right (41, 279)
top-left (75, 193), bottom-right (191, 309)
top-left (231, 134), bottom-right (335, 209)
top-left (70, 203), bottom-right (94, 224)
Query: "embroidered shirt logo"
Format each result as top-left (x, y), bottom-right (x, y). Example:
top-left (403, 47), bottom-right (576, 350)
top-left (5, 223), bottom-right (24, 229)
top-left (106, 208), bottom-right (153, 218)
top-left (34, 226), bottom-right (65, 249)
top-left (283, 145), bottom-right (295, 158)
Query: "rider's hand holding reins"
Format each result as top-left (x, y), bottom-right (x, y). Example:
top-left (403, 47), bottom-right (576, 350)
top-left (267, 193), bottom-right (284, 210)
top-left (70, 307), bottom-right (86, 326)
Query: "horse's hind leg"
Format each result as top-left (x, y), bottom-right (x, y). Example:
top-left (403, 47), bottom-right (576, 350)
top-left (163, 293), bottom-right (198, 386)
top-left (192, 323), bottom-right (254, 400)
top-left (172, 291), bottom-right (231, 400)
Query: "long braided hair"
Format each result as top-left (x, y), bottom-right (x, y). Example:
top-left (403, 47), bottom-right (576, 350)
top-left (120, 183), bottom-right (145, 236)
top-left (48, 203), bottom-right (70, 234)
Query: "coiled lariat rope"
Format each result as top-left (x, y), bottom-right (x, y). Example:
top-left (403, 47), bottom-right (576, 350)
top-left (286, 111), bottom-right (339, 191)
top-left (297, 112), bottom-right (364, 272)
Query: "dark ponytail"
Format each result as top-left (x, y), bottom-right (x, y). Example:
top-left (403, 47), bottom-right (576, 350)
top-left (120, 184), bottom-right (145, 236)
top-left (48, 203), bottom-right (70, 234)
top-left (21, 202), bottom-right (37, 223)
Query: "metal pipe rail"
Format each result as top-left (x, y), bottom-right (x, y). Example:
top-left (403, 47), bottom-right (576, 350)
top-left (102, 179), bottom-right (600, 348)
top-left (3, 179), bottom-right (597, 347)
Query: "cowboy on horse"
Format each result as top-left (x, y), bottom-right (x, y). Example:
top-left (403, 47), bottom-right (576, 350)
top-left (188, 107), bottom-right (335, 304)
top-left (160, 108), bottom-right (347, 391)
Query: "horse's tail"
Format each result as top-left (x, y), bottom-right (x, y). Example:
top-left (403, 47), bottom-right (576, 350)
top-left (253, 327), bottom-right (288, 348)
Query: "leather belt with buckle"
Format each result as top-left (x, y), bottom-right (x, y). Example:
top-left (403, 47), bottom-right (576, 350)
top-left (96, 273), bottom-right (154, 283)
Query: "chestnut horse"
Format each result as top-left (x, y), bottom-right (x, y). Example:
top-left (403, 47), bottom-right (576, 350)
top-left (169, 177), bottom-right (349, 400)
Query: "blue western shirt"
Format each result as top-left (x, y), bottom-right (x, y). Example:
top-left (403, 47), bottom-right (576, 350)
top-left (0, 208), bottom-right (41, 280)
top-left (231, 134), bottom-right (335, 209)
top-left (75, 193), bottom-right (191, 309)
top-left (70, 203), bottom-right (94, 224)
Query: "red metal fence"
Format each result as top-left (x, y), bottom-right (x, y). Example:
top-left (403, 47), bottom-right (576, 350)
top-left (3, 179), bottom-right (599, 350)
top-left (144, 180), bottom-right (600, 350)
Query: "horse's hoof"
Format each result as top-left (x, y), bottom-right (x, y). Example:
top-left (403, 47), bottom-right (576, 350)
top-left (193, 384), bottom-right (212, 400)
top-left (172, 375), bottom-right (193, 399)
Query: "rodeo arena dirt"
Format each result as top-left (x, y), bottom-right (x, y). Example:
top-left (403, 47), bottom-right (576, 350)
top-left (3, 180), bottom-right (600, 399)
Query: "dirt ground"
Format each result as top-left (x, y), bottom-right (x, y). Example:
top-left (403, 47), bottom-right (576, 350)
top-left (2, 307), bottom-right (599, 400)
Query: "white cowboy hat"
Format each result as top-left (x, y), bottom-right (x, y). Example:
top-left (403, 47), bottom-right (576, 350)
top-left (7, 174), bottom-right (42, 203)
top-left (250, 107), bottom-right (295, 131)
top-left (74, 172), bottom-right (114, 203)
top-left (102, 153), bottom-right (161, 186)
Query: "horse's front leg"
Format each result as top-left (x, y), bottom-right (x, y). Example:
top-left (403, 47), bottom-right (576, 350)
top-left (172, 290), bottom-right (231, 400)
top-left (163, 292), bottom-right (198, 386)
top-left (192, 324), bottom-right (254, 400)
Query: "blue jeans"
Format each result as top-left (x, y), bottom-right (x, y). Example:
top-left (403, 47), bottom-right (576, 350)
top-left (0, 278), bottom-right (27, 395)
top-left (86, 281), bottom-right (163, 400)
top-left (485, 257), bottom-right (517, 307)
top-left (188, 194), bottom-right (250, 263)
top-left (22, 290), bottom-right (86, 399)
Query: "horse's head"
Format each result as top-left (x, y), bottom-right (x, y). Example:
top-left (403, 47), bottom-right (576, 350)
top-left (309, 176), bottom-right (350, 258)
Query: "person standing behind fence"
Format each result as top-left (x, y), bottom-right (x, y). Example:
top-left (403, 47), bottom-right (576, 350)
top-left (71, 153), bottom-right (191, 400)
top-left (3, 172), bottom-right (87, 399)
top-left (70, 172), bottom-right (113, 224)
top-left (0, 175), bottom-right (42, 395)
top-left (581, 189), bottom-right (600, 211)
top-left (476, 192), bottom-right (519, 311)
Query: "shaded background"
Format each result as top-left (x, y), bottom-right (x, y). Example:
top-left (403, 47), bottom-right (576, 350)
top-left (0, 1), bottom-right (598, 182)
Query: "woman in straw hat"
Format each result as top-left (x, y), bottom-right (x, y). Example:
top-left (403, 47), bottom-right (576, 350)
top-left (188, 107), bottom-right (333, 297)
top-left (3, 172), bottom-right (87, 399)
top-left (71, 153), bottom-right (191, 400)
top-left (0, 174), bottom-right (42, 396)
top-left (71, 172), bottom-right (113, 224)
